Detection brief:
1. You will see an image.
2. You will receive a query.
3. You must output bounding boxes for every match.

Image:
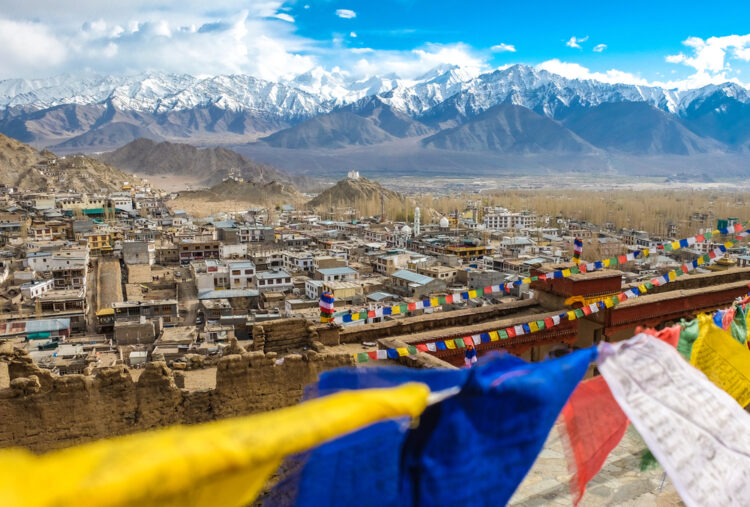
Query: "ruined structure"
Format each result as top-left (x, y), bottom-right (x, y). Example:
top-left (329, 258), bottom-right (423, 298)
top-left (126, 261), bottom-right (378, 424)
top-left (0, 342), bottom-right (352, 453)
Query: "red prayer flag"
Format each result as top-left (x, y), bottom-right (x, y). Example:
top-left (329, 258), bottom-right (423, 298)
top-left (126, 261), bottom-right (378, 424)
top-left (446, 294), bottom-right (454, 304)
top-left (695, 234), bottom-right (705, 242)
top-left (506, 327), bottom-right (516, 338)
top-left (408, 302), bottom-right (417, 311)
top-left (640, 324), bottom-right (681, 348)
top-left (709, 250), bottom-right (717, 259)
top-left (560, 376), bottom-right (629, 505)
top-left (484, 286), bottom-right (492, 294)
top-left (368, 310), bottom-right (376, 318)
top-left (367, 351), bottom-right (378, 360)
top-left (617, 255), bottom-right (627, 264)
top-left (544, 317), bottom-right (554, 328)
top-left (581, 306), bottom-right (592, 316)
top-left (539, 274), bottom-right (547, 281)
top-left (617, 293), bottom-right (627, 302)
top-left (416, 344), bottom-right (429, 352)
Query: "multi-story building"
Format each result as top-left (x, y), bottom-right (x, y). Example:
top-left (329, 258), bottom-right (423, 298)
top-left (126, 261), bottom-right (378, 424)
top-left (28, 220), bottom-right (69, 241)
top-left (227, 260), bottom-right (255, 289)
top-left (483, 210), bottom-right (537, 230)
top-left (122, 241), bottom-right (156, 265)
top-left (315, 266), bottom-right (359, 283)
top-left (178, 239), bottom-right (220, 264)
top-left (112, 299), bottom-right (179, 327)
top-left (283, 251), bottom-right (314, 273)
top-left (27, 247), bottom-right (89, 290)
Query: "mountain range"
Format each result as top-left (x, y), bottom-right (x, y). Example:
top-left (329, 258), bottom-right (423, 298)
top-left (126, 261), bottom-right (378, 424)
top-left (2, 64), bottom-right (750, 178)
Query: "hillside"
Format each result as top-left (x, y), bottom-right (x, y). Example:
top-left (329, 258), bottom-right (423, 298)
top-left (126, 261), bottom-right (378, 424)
top-left (308, 176), bottom-right (408, 212)
top-left (422, 103), bottom-right (594, 153)
top-left (0, 133), bottom-right (147, 192)
top-left (167, 178), bottom-right (302, 217)
top-left (100, 138), bottom-right (291, 186)
top-left (561, 102), bottom-right (724, 155)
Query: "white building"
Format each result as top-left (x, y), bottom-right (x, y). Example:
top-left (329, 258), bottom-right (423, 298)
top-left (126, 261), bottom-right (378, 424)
top-left (227, 260), bottom-right (255, 289)
top-left (317, 267), bottom-right (359, 283)
top-left (255, 268), bottom-right (293, 293)
top-left (305, 279), bottom-right (324, 300)
top-left (283, 251), bottom-right (314, 273)
top-left (21, 279), bottom-right (54, 299)
top-left (483, 209), bottom-right (537, 230)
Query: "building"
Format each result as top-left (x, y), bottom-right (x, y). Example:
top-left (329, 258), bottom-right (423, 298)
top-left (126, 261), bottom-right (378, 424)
top-left (20, 279), bottom-right (54, 299)
top-left (283, 251), bottom-right (314, 273)
top-left (315, 266), bottom-right (359, 283)
top-left (112, 300), bottom-right (179, 327)
top-left (444, 243), bottom-right (495, 262)
top-left (374, 252), bottom-right (411, 275)
top-left (483, 209), bottom-right (537, 230)
top-left (122, 241), bottom-right (155, 266)
top-left (178, 240), bottom-right (220, 264)
top-left (27, 247), bottom-right (89, 290)
top-left (255, 269), bottom-right (294, 293)
top-left (0, 318), bottom-right (71, 341)
top-left (227, 260), bottom-right (255, 289)
top-left (390, 269), bottom-right (446, 299)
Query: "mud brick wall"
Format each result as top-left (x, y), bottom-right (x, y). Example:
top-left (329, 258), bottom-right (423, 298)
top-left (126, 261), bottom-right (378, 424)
top-left (0, 346), bottom-right (352, 453)
top-left (252, 318), bottom-right (318, 353)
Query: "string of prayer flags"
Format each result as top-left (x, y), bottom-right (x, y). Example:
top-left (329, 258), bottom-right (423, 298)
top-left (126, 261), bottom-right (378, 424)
top-left (319, 292), bottom-right (335, 323)
top-left (597, 335), bottom-right (750, 506)
top-left (559, 376), bottom-right (629, 505)
top-left (331, 224), bottom-right (749, 324)
top-left (572, 237), bottom-right (583, 264)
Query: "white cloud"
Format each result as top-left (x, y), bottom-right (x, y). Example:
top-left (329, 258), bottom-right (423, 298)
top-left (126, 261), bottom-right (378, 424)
top-left (335, 9), bottom-right (356, 19)
top-left (273, 13), bottom-right (294, 23)
top-left (491, 43), bottom-right (516, 53)
top-left (350, 32), bottom-right (357, 38)
top-left (565, 36), bottom-right (588, 49)
top-left (663, 34), bottom-right (750, 88)
top-left (537, 59), bottom-right (650, 86)
top-left (350, 43), bottom-right (486, 80)
top-left (0, 18), bottom-right (68, 77)
top-left (593, 44), bottom-right (607, 52)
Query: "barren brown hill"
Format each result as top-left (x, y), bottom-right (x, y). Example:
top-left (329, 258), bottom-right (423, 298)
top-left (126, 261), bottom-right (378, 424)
top-left (167, 178), bottom-right (303, 217)
top-left (0, 133), bottom-right (147, 192)
top-left (101, 138), bottom-right (293, 186)
top-left (308, 176), bottom-right (409, 214)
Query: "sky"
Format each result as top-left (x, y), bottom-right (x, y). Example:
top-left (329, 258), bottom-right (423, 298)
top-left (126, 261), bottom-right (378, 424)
top-left (2, 0), bottom-right (750, 90)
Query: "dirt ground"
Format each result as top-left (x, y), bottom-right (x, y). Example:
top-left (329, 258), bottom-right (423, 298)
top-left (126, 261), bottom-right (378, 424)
top-left (166, 197), bottom-right (266, 217)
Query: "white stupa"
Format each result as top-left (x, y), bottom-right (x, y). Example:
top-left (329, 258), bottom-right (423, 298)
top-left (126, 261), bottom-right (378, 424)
top-left (439, 216), bottom-right (450, 229)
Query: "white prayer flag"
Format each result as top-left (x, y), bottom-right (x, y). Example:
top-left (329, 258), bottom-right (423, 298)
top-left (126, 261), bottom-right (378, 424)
top-left (598, 335), bottom-right (750, 507)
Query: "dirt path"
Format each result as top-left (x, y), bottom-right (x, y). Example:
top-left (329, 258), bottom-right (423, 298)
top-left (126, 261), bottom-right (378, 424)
top-left (97, 257), bottom-right (124, 310)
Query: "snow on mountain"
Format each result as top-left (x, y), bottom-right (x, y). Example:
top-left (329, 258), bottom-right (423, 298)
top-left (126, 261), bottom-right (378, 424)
top-left (1, 64), bottom-right (749, 123)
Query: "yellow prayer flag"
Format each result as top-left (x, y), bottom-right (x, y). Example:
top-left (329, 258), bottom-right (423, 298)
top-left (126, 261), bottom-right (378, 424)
top-left (0, 384), bottom-right (429, 507)
top-left (692, 315), bottom-right (750, 407)
top-left (351, 313), bottom-right (359, 321)
top-left (567, 311), bottom-right (577, 320)
top-left (603, 259), bottom-right (610, 267)
top-left (697, 257), bottom-right (704, 265)
top-left (430, 298), bottom-right (439, 307)
top-left (668, 271), bottom-right (676, 281)
top-left (489, 331), bottom-right (499, 341)
top-left (638, 284), bottom-right (647, 294)
top-left (671, 241), bottom-right (680, 250)
top-left (529, 321), bottom-right (539, 332)
top-left (468, 290), bottom-right (478, 299)
top-left (642, 248), bottom-right (650, 257)
top-left (396, 347), bottom-right (408, 357)
top-left (391, 305), bottom-right (400, 315)
top-left (521, 278), bottom-right (532, 285)
top-left (445, 339), bottom-right (456, 349)
top-left (561, 269), bottom-right (571, 277)
top-left (724, 241), bottom-right (733, 249)
top-left (604, 298), bottom-right (614, 308)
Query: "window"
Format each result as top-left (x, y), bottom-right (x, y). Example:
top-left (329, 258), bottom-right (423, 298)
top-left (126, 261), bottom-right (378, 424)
top-left (245, 269), bottom-right (253, 275)
top-left (231, 270), bottom-right (240, 275)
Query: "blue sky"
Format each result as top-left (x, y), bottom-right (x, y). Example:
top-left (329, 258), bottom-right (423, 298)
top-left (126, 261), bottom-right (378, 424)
top-left (2, 0), bottom-right (750, 89)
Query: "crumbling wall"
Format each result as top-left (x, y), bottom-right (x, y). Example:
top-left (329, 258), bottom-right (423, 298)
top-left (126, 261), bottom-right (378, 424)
top-left (0, 344), bottom-right (353, 453)
top-left (252, 318), bottom-right (317, 353)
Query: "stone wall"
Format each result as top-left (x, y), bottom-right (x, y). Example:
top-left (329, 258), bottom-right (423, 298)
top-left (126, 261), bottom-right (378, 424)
top-left (0, 344), bottom-right (353, 453)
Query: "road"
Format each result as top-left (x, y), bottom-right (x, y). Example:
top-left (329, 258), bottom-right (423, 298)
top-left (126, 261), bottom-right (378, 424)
top-left (85, 257), bottom-right (123, 333)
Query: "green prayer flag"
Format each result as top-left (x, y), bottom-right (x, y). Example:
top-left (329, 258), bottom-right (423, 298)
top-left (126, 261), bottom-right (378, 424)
top-left (407, 345), bottom-right (418, 355)
top-left (677, 318), bottom-right (699, 361)
top-left (455, 338), bottom-right (465, 348)
top-left (499, 329), bottom-right (509, 339)
top-left (574, 308), bottom-right (585, 318)
top-left (536, 320), bottom-right (546, 330)
top-left (438, 296), bottom-right (447, 305)
top-left (357, 353), bottom-right (369, 363)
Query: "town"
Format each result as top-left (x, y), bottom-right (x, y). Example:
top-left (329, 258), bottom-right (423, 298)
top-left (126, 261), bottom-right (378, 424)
top-left (0, 166), bottom-right (746, 380)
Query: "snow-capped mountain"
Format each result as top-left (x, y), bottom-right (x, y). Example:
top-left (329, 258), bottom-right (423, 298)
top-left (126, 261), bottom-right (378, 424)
top-left (2, 64), bottom-right (750, 162)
